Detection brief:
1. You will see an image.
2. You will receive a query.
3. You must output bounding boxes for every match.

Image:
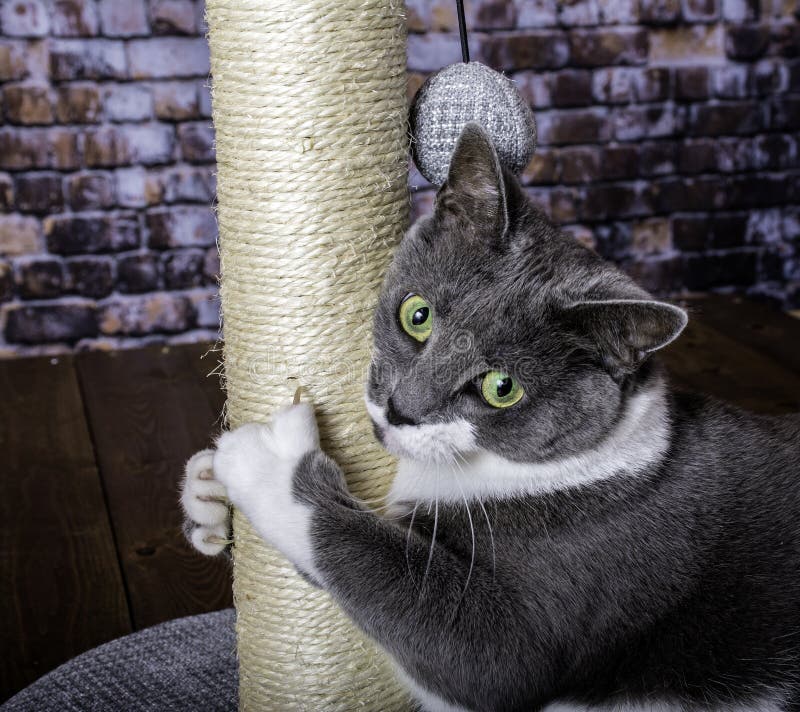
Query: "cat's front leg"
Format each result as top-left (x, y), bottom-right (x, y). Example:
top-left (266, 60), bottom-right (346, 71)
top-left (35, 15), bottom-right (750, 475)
top-left (210, 403), bottom-right (326, 582)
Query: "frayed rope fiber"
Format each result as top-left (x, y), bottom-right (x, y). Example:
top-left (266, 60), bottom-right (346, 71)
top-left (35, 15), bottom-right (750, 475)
top-left (206, 1), bottom-right (411, 708)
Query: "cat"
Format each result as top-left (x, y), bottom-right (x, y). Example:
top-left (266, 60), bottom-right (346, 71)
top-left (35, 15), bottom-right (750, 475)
top-left (181, 123), bottom-right (800, 712)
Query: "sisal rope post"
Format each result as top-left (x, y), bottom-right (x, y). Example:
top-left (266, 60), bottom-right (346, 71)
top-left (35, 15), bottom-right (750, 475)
top-left (205, 1), bottom-right (411, 708)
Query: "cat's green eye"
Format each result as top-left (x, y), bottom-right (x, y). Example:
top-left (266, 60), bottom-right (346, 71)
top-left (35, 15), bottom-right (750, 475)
top-left (399, 293), bottom-right (433, 342)
top-left (481, 370), bottom-right (524, 408)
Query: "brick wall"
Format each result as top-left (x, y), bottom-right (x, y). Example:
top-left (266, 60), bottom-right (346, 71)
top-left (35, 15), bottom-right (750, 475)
top-left (0, 0), bottom-right (798, 356)
top-left (0, 0), bottom-right (217, 356)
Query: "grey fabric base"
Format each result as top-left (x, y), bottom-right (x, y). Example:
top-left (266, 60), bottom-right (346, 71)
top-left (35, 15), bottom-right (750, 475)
top-left (4, 609), bottom-right (237, 712)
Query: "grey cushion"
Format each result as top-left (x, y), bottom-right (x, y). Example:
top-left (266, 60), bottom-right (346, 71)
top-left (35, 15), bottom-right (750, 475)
top-left (3, 609), bottom-right (237, 712)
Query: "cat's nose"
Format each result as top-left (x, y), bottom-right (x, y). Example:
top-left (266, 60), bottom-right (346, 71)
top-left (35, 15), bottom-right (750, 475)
top-left (386, 397), bottom-right (417, 427)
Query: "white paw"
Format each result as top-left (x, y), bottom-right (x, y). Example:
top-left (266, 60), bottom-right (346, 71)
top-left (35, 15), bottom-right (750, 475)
top-left (181, 448), bottom-right (231, 556)
top-left (212, 403), bottom-right (322, 579)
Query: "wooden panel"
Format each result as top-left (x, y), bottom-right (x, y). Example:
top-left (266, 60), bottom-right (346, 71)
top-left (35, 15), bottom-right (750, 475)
top-left (75, 343), bottom-right (232, 631)
top-left (686, 295), bottom-right (800, 376)
top-left (662, 306), bottom-right (800, 415)
top-left (0, 356), bottom-right (131, 702)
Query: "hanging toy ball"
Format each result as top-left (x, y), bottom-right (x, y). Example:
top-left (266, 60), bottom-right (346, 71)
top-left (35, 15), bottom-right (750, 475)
top-left (410, 61), bottom-right (537, 187)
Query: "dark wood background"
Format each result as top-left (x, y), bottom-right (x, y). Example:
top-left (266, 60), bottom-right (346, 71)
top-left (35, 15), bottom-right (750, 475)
top-left (1, 296), bottom-right (799, 702)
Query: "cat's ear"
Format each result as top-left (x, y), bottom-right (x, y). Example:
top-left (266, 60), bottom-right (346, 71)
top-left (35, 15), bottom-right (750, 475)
top-left (435, 122), bottom-right (509, 244)
top-left (565, 299), bottom-right (688, 379)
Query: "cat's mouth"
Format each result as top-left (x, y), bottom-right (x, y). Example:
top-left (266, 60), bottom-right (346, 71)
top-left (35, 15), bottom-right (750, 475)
top-left (364, 397), bottom-right (476, 464)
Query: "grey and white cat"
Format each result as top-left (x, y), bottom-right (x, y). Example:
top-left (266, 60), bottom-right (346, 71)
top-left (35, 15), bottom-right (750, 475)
top-left (182, 124), bottom-right (800, 711)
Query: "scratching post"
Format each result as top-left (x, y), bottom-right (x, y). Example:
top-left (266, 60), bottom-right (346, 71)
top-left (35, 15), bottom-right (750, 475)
top-left (205, 1), bottom-right (410, 709)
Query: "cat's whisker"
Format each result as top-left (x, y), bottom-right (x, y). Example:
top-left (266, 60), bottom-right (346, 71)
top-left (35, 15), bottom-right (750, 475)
top-left (421, 465), bottom-right (440, 593)
top-left (453, 449), bottom-right (497, 581)
top-left (406, 500), bottom-right (421, 593)
top-left (449, 452), bottom-right (476, 610)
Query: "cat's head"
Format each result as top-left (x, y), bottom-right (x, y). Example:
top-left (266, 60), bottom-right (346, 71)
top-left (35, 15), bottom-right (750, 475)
top-left (366, 123), bottom-right (686, 466)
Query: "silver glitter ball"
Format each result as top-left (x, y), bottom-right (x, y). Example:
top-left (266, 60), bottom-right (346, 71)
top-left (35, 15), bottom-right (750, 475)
top-left (410, 61), bottom-right (537, 187)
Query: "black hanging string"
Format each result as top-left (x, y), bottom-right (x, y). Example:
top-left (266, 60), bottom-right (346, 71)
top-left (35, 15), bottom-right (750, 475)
top-left (456, 0), bottom-right (470, 63)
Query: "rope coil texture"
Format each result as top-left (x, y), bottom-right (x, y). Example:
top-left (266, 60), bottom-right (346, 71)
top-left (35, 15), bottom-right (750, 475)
top-left (205, 1), bottom-right (411, 708)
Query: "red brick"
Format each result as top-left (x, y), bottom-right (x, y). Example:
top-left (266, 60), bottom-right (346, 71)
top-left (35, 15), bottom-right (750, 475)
top-left (128, 38), bottom-right (210, 79)
top-left (569, 28), bottom-right (648, 67)
top-left (722, 0), bottom-right (759, 21)
top-left (55, 83), bottom-right (102, 123)
top-left (160, 165), bottom-right (216, 202)
top-left (0, 173), bottom-right (13, 211)
top-left (102, 83), bottom-right (153, 122)
top-left (521, 150), bottom-right (560, 185)
top-left (115, 167), bottom-right (164, 207)
top-left (65, 172), bottom-right (115, 210)
top-left (2, 83), bottom-right (53, 125)
top-left (85, 123), bottom-right (174, 167)
top-left (560, 146), bottom-right (600, 183)
top-left (177, 122), bottom-right (214, 162)
top-left (549, 188), bottom-right (581, 222)
top-left (640, 0), bottom-right (682, 24)
top-left (0, 214), bottom-right (41, 255)
top-left (640, 141), bottom-right (677, 175)
top-left (752, 59), bottom-right (790, 96)
top-left (688, 102), bottom-right (761, 136)
top-left (203, 247), bottom-right (219, 283)
top-left (5, 300), bottom-right (98, 344)
top-left (559, 0), bottom-right (600, 25)
top-left (711, 65), bottom-right (749, 99)
top-left (480, 31), bottom-right (569, 70)
top-left (581, 183), bottom-right (647, 219)
top-left (152, 81), bottom-right (199, 120)
top-left (675, 66), bottom-right (711, 100)
top-left (146, 206), bottom-right (217, 248)
top-left (50, 128), bottom-right (82, 170)
top-left (50, 39), bottom-right (128, 80)
top-left (15, 172), bottom-right (63, 213)
top-left (15, 257), bottom-right (64, 299)
top-left (592, 68), bottom-right (636, 104)
top-left (190, 288), bottom-right (221, 329)
top-left (52, 0), bottom-right (100, 36)
top-left (632, 218), bottom-right (672, 254)
top-left (634, 67), bottom-right (671, 102)
top-left (0, 261), bottom-right (12, 302)
top-left (84, 126), bottom-right (132, 167)
top-left (65, 256), bottom-right (114, 298)
top-left (98, 0), bottom-right (149, 37)
top-left (598, 145), bottom-right (640, 179)
top-left (0, 128), bottom-right (48, 169)
top-left (649, 25), bottom-right (724, 63)
top-left (471, 0), bottom-right (518, 29)
top-left (117, 251), bottom-right (160, 292)
top-left (0, 41), bottom-right (27, 81)
top-left (625, 256), bottom-right (683, 294)
top-left (406, 34), bottom-right (465, 72)
top-left (614, 104), bottom-right (683, 141)
top-left (683, 0), bottom-right (719, 21)
top-left (726, 24), bottom-right (771, 60)
top-left (536, 108), bottom-right (613, 145)
top-left (98, 292), bottom-right (194, 335)
top-left (149, 0), bottom-right (197, 34)
top-left (0, 0), bottom-right (49, 37)
top-left (549, 70), bottom-right (593, 107)
top-left (678, 138), bottom-right (718, 173)
top-left (163, 248), bottom-right (205, 289)
top-left (44, 212), bottom-right (140, 254)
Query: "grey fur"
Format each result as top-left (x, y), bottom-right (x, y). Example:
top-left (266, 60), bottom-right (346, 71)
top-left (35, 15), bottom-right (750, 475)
top-left (289, 124), bottom-right (800, 711)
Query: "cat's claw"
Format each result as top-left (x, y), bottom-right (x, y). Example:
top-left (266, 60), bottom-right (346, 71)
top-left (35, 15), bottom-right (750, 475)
top-left (181, 448), bottom-right (232, 556)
